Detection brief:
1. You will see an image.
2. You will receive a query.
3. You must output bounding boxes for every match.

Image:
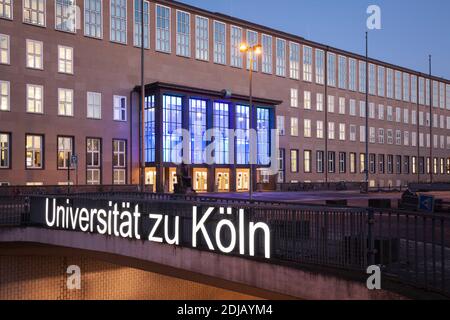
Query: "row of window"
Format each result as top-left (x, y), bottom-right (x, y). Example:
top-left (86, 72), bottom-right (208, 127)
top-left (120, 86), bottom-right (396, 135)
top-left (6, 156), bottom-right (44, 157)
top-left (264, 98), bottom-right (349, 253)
top-left (0, 133), bottom-right (127, 184)
top-left (2, 0), bottom-right (449, 106)
top-left (0, 81), bottom-right (127, 120)
top-left (284, 149), bottom-right (450, 177)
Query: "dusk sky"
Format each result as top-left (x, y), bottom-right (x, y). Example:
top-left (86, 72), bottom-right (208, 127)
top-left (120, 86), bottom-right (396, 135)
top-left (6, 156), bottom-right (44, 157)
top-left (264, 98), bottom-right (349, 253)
top-left (180, 0), bottom-right (450, 80)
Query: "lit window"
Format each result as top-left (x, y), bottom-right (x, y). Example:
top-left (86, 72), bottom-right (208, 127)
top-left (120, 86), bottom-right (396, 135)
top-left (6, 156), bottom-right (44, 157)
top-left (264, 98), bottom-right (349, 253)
top-left (26, 134), bottom-right (43, 169)
top-left (304, 150), bottom-right (311, 173)
top-left (58, 45), bottom-right (73, 74)
top-left (144, 95), bottom-right (155, 162)
top-left (58, 136), bottom-right (74, 169)
top-left (84, 0), bottom-right (102, 38)
top-left (213, 102), bottom-right (229, 164)
top-left (176, 10), bottom-right (190, 57)
top-left (134, 0), bottom-right (149, 48)
top-left (304, 91), bottom-right (311, 109)
top-left (290, 88), bottom-right (298, 108)
top-left (113, 139), bottom-right (126, 184)
top-left (236, 104), bottom-right (249, 165)
top-left (86, 138), bottom-right (101, 185)
top-left (257, 107), bottom-right (270, 165)
top-left (0, 0), bottom-right (12, 19)
top-left (23, 0), bottom-right (46, 26)
top-left (87, 91), bottom-right (101, 119)
top-left (110, 0), bottom-right (127, 43)
top-left (0, 34), bottom-right (9, 64)
top-left (26, 84), bottom-right (43, 113)
top-left (303, 119), bottom-right (311, 138)
top-left (290, 150), bottom-right (298, 173)
top-left (213, 21), bottom-right (226, 64)
top-left (0, 133), bottom-right (10, 168)
top-left (55, 0), bottom-right (76, 33)
top-left (113, 95), bottom-right (127, 121)
top-left (0, 80), bottom-right (10, 111)
top-left (290, 117), bottom-right (298, 137)
top-left (246, 30), bottom-right (258, 71)
top-left (163, 95), bottom-right (182, 163)
top-left (156, 5), bottom-right (170, 52)
top-left (58, 88), bottom-right (73, 116)
top-left (189, 98), bottom-right (207, 164)
top-left (195, 16), bottom-right (209, 61)
top-left (26, 39), bottom-right (43, 69)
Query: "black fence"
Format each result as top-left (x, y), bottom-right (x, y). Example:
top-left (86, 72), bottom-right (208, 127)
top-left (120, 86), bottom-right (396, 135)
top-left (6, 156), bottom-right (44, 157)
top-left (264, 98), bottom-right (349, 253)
top-left (0, 193), bottom-right (449, 298)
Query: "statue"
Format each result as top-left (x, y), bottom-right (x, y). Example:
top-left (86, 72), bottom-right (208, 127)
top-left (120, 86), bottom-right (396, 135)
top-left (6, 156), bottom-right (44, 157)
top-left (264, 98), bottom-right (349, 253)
top-left (174, 162), bottom-right (195, 194)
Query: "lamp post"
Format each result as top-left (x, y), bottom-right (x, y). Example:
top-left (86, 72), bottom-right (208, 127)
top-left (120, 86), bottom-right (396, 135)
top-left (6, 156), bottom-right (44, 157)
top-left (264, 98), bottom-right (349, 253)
top-left (240, 43), bottom-right (262, 202)
top-left (140, 0), bottom-right (145, 193)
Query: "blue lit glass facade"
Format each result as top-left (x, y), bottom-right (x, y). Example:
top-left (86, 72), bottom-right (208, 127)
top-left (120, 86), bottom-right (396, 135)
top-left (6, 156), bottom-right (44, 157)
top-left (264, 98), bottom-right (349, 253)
top-left (257, 107), bottom-right (270, 165)
top-left (235, 104), bottom-right (250, 165)
top-left (144, 95), bottom-right (155, 162)
top-left (213, 102), bottom-right (229, 164)
top-left (163, 95), bottom-right (182, 163)
top-left (189, 98), bottom-right (207, 164)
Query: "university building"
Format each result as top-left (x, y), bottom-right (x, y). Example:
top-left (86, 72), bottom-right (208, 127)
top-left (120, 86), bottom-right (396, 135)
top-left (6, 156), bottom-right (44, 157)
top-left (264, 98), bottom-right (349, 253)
top-left (1, 0), bottom-right (450, 192)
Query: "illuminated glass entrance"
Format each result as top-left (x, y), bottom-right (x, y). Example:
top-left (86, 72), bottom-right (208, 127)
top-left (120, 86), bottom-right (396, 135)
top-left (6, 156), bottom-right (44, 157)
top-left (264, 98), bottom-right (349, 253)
top-left (145, 167), bottom-right (156, 192)
top-left (193, 168), bottom-right (208, 192)
top-left (215, 168), bottom-right (230, 192)
top-left (236, 168), bottom-right (250, 192)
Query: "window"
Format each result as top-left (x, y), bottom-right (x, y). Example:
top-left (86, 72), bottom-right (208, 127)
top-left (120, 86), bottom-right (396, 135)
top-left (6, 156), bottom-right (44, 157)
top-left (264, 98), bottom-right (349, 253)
top-left (23, 0), bottom-right (45, 26)
top-left (395, 107), bottom-right (401, 123)
top-left (304, 150), bottom-right (311, 173)
top-left (360, 126), bottom-right (366, 142)
top-left (412, 156), bottom-right (417, 174)
top-left (387, 69), bottom-right (394, 98)
top-left (387, 106), bottom-right (393, 121)
top-left (360, 154), bottom-right (366, 174)
top-left (419, 77), bottom-right (425, 105)
top-left (338, 55), bottom-right (347, 89)
top-left (378, 155), bottom-right (385, 174)
top-left (316, 120), bottom-right (323, 139)
top-left (134, 0), bottom-right (149, 48)
top-left (0, 34), bottom-right (9, 64)
top-left (339, 123), bottom-right (346, 141)
top-left (403, 73), bottom-right (410, 102)
top-left (339, 152), bottom-right (346, 173)
top-left (86, 138), bottom-right (101, 184)
top-left (439, 82), bottom-right (445, 109)
top-left (290, 150), bottom-right (298, 173)
top-left (110, 0), bottom-right (127, 43)
top-left (359, 101), bottom-right (366, 118)
top-left (156, 5), bottom-right (170, 52)
top-left (349, 125), bottom-right (356, 141)
top-left (316, 151), bottom-right (324, 173)
top-left (214, 104), bottom-right (229, 164)
top-left (328, 95), bottom-right (334, 113)
top-left (278, 149), bottom-right (285, 183)
top-left (246, 30), bottom-right (258, 71)
top-left (58, 88), bottom-right (73, 116)
top-left (84, 0), bottom-right (102, 38)
top-left (189, 98), bottom-right (207, 164)
top-left (290, 117), bottom-right (298, 136)
top-left (369, 127), bottom-right (375, 143)
top-left (359, 61), bottom-right (366, 93)
top-left (315, 49), bottom-right (324, 85)
top-left (230, 26), bottom-right (242, 68)
top-left (349, 153), bottom-right (357, 174)
top-left (26, 39), bottom-right (43, 69)
top-left (303, 119), bottom-right (311, 138)
top-left (235, 104), bottom-right (249, 165)
top-left (368, 63), bottom-right (375, 95)
top-left (387, 129), bottom-right (393, 144)
top-left (289, 42), bottom-right (300, 79)
top-left (349, 58), bottom-right (356, 91)
top-left (87, 92), bottom-right (101, 119)
top-left (144, 95), bottom-right (155, 162)
top-left (0, 80), bottom-right (10, 111)
top-left (369, 154), bottom-right (376, 174)
top-left (395, 130), bottom-right (402, 145)
top-left (113, 95), bottom-right (127, 121)
top-left (378, 104), bottom-right (384, 120)
top-left (213, 21), bottom-right (226, 64)
top-left (433, 81), bottom-right (438, 107)
top-left (276, 38), bottom-right (286, 77)
top-left (303, 91), bottom-right (311, 109)
top-left (412, 110), bottom-right (417, 125)
top-left (447, 84), bottom-right (450, 110)
top-left (0, 0), bottom-right (12, 19)
top-left (176, 10), bottom-right (190, 57)
top-left (378, 128), bottom-right (384, 144)
top-left (257, 108), bottom-right (270, 166)
top-left (276, 115), bottom-right (285, 136)
top-left (58, 45), bottom-right (73, 74)
top-left (328, 151), bottom-right (335, 173)
top-left (55, 0), bottom-right (76, 32)
top-left (395, 71), bottom-right (402, 100)
top-left (57, 136), bottom-right (73, 169)
top-left (261, 34), bottom-right (272, 74)
top-left (349, 99), bottom-right (356, 116)
top-left (327, 53), bottom-right (336, 87)
top-left (113, 139), bottom-right (126, 184)
top-left (328, 122), bottom-right (335, 140)
top-left (26, 134), bottom-right (43, 169)
top-left (316, 93), bottom-right (323, 111)
top-left (195, 16), bottom-right (209, 61)
top-left (303, 46), bottom-right (312, 81)
top-left (26, 84), bottom-right (43, 113)
top-left (411, 75), bottom-right (417, 103)
top-left (368, 103), bottom-right (375, 119)
top-left (378, 66), bottom-right (385, 97)
top-left (0, 133), bottom-right (9, 168)
top-left (290, 88), bottom-right (298, 108)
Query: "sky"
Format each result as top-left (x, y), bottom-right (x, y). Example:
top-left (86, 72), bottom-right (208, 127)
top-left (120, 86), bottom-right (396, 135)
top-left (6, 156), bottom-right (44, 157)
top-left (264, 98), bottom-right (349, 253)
top-left (179, 0), bottom-right (450, 80)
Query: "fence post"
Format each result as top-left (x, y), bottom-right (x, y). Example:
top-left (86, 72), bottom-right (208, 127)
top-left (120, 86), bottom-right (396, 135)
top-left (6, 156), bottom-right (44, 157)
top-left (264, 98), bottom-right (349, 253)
top-left (367, 208), bottom-right (375, 266)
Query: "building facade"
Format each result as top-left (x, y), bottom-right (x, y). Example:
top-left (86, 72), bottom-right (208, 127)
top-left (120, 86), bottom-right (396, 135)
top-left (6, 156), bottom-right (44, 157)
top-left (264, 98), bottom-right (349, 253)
top-left (1, 0), bottom-right (450, 191)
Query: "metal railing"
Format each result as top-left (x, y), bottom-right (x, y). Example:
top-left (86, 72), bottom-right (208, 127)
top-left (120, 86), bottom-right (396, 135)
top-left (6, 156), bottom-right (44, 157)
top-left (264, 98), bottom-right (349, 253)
top-left (0, 193), bottom-right (449, 297)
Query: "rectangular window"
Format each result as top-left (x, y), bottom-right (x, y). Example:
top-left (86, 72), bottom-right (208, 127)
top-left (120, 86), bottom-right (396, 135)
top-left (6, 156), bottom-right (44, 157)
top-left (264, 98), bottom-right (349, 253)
top-left (0, 80), bottom-right (10, 111)
top-left (278, 149), bottom-right (285, 183)
top-left (26, 84), bottom-right (43, 113)
top-left (289, 42), bottom-right (300, 79)
top-left (26, 39), bottom-right (43, 69)
top-left (84, 0), bottom-right (102, 38)
top-left (0, 0), bottom-right (12, 19)
top-left (395, 71), bottom-right (402, 100)
top-left (378, 128), bottom-right (384, 144)
top-left (328, 122), bottom-right (335, 140)
top-left (360, 153), bottom-right (366, 174)
top-left (328, 95), bottom-right (334, 113)
top-left (339, 123), bottom-right (346, 141)
top-left (230, 26), bottom-right (242, 68)
top-left (189, 98), bottom-right (207, 164)
top-left (303, 46), bottom-right (312, 82)
top-left (369, 103), bottom-right (375, 119)
top-left (86, 138), bottom-right (101, 185)
top-left (368, 63), bottom-right (376, 95)
top-left (378, 66), bottom-right (385, 97)
top-left (113, 139), bottom-right (126, 184)
top-left (276, 38), bottom-right (286, 77)
top-left (387, 155), bottom-right (393, 174)
top-left (419, 77), bottom-right (426, 105)
top-left (316, 120), bottom-right (323, 139)
top-left (58, 45), bottom-right (73, 74)
top-left (328, 151), bottom-right (335, 173)
top-left (276, 115), bottom-right (285, 136)
top-left (369, 127), bottom-right (375, 143)
top-left (58, 88), bottom-right (73, 116)
top-left (387, 106), bottom-right (393, 121)
top-left (360, 125), bottom-right (366, 142)
top-left (110, 0), bottom-right (127, 43)
top-left (87, 91), bottom-right (101, 119)
top-left (359, 61), bottom-right (366, 93)
top-left (433, 81), bottom-right (438, 107)
top-left (55, 0), bottom-right (76, 32)
top-left (261, 34), bottom-right (272, 74)
top-left (156, 4), bottom-right (170, 53)
top-left (378, 154), bottom-right (385, 174)
top-left (316, 151), bottom-right (324, 173)
top-left (349, 99), bottom-right (356, 116)
top-left (144, 95), bottom-right (155, 162)
top-left (378, 104), bottom-right (384, 120)
top-left (57, 136), bottom-right (73, 169)
top-left (303, 119), bottom-right (311, 138)
top-left (213, 102), bottom-right (229, 164)
top-left (339, 152), bottom-right (346, 173)
top-left (387, 129), bottom-right (393, 144)
top-left (304, 150), bottom-right (311, 173)
top-left (349, 58), bottom-right (357, 91)
top-left (349, 125), bottom-right (356, 141)
top-left (338, 55), bottom-right (347, 89)
top-left (0, 34), bottom-right (9, 64)
top-left (411, 75), bottom-right (417, 103)
top-left (290, 88), bottom-right (298, 108)
top-left (246, 30), bottom-right (258, 71)
top-left (23, 0), bottom-right (46, 26)
top-left (134, 0), bottom-right (149, 48)
top-left (26, 134), bottom-right (43, 169)
top-left (359, 101), bottom-right (366, 118)
top-left (290, 117), bottom-right (298, 137)
top-left (349, 153), bottom-right (357, 174)
top-left (315, 49), bottom-right (324, 85)
top-left (327, 53), bottom-right (336, 87)
top-left (0, 133), bottom-right (10, 168)
top-left (113, 95), bottom-right (127, 121)
top-left (439, 82), bottom-right (445, 109)
top-left (195, 16), bottom-right (209, 61)
top-left (213, 21), bottom-right (226, 64)
top-left (290, 150), bottom-right (298, 173)
top-left (386, 69), bottom-right (394, 98)
top-left (447, 84), bottom-right (450, 110)
top-left (369, 154), bottom-right (376, 174)
top-left (403, 73), bottom-right (410, 102)
top-left (316, 93), bottom-right (323, 111)
top-left (236, 104), bottom-right (250, 165)
top-left (303, 91), bottom-right (310, 109)
top-left (176, 10), bottom-right (190, 57)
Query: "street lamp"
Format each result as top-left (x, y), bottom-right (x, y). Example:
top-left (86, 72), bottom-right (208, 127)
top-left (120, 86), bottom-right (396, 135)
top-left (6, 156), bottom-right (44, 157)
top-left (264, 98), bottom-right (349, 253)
top-left (240, 43), bottom-right (262, 202)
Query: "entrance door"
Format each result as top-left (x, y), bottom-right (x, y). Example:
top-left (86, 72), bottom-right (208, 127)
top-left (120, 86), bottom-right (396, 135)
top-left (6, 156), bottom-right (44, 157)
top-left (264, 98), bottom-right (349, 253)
top-left (215, 169), bottom-right (230, 192)
top-left (193, 168), bottom-right (208, 192)
top-left (168, 168), bottom-right (177, 193)
top-left (145, 168), bottom-right (156, 192)
top-left (236, 169), bottom-right (249, 192)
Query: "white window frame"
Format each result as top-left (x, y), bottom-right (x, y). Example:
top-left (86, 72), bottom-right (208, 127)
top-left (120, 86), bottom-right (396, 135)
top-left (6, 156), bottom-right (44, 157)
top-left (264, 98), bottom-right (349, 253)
top-left (289, 41), bottom-right (300, 80)
top-left (0, 0), bottom-right (13, 19)
top-left (213, 20), bottom-right (226, 65)
top-left (26, 39), bottom-right (43, 70)
top-left (84, 0), bottom-right (103, 39)
top-left (55, 0), bottom-right (77, 33)
top-left (113, 95), bottom-right (127, 121)
top-left (0, 33), bottom-right (10, 65)
top-left (275, 38), bottom-right (286, 77)
top-left (0, 80), bottom-right (10, 111)
top-left (58, 88), bottom-right (74, 116)
top-left (176, 9), bottom-right (190, 57)
top-left (26, 84), bottom-right (44, 114)
top-left (110, 0), bottom-right (127, 44)
top-left (133, 0), bottom-right (150, 49)
top-left (87, 91), bottom-right (101, 119)
top-left (58, 45), bottom-right (73, 74)
top-left (195, 15), bottom-right (209, 61)
top-left (23, 0), bottom-right (46, 27)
